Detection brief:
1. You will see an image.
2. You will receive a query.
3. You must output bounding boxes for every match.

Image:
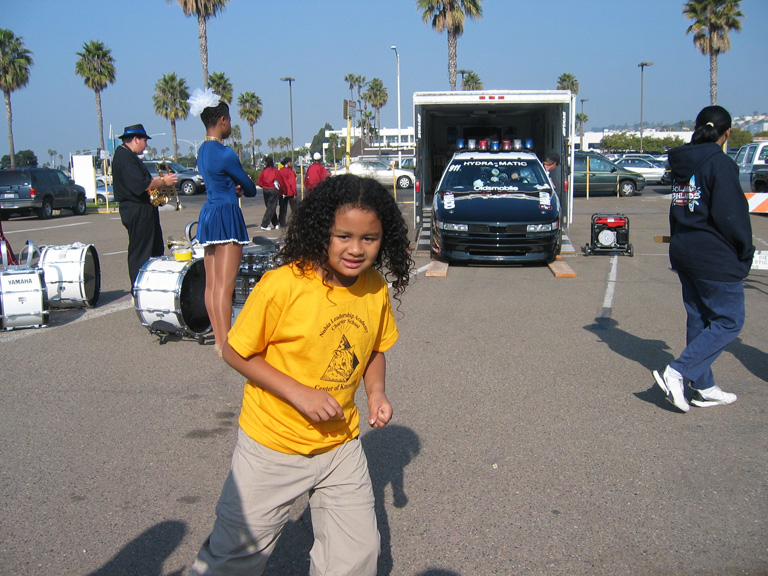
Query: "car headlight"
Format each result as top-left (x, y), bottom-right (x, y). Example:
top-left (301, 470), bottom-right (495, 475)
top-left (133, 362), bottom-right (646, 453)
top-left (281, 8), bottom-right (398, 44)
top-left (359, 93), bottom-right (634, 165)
top-left (437, 221), bottom-right (468, 232)
top-left (527, 222), bottom-right (558, 233)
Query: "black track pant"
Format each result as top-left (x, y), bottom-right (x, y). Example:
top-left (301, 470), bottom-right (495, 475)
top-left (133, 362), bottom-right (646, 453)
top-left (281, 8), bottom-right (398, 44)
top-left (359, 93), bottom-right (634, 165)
top-left (119, 202), bottom-right (164, 292)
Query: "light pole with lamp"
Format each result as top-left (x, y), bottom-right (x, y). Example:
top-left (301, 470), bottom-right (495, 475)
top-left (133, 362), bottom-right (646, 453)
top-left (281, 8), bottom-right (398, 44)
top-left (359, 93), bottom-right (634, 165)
top-left (391, 45), bottom-right (402, 169)
top-left (579, 98), bottom-right (588, 150)
top-left (280, 77), bottom-right (295, 165)
top-left (638, 62), bottom-right (653, 153)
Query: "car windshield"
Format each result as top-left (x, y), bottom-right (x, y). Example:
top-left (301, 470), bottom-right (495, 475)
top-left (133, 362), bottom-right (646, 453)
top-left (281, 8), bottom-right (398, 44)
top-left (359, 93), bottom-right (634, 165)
top-left (439, 158), bottom-right (550, 194)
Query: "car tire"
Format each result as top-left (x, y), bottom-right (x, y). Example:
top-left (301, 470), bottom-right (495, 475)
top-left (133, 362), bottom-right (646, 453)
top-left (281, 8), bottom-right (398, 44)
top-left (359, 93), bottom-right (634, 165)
top-left (618, 180), bottom-right (636, 197)
top-left (181, 180), bottom-right (196, 196)
top-left (396, 175), bottom-right (412, 189)
top-left (73, 194), bottom-right (87, 216)
top-left (97, 194), bottom-right (106, 205)
top-left (38, 197), bottom-right (54, 220)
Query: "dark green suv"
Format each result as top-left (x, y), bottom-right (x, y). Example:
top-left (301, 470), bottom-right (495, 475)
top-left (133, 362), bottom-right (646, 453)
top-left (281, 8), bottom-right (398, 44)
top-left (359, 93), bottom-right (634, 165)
top-left (572, 151), bottom-right (646, 197)
top-left (0, 168), bottom-right (87, 220)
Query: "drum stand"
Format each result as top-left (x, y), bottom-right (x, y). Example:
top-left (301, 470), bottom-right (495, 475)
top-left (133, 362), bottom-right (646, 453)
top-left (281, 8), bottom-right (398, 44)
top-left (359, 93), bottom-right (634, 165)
top-left (147, 320), bottom-right (209, 345)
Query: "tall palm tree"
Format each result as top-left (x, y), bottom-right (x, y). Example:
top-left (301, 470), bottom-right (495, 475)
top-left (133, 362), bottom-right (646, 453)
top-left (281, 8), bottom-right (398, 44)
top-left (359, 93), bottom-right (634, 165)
top-left (0, 29), bottom-right (33, 169)
top-left (75, 40), bottom-right (116, 152)
top-left (173, 0), bottom-right (229, 87)
top-left (364, 78), bottom-right (388, 151)
top-left (153, 72), bottom-right (190, 162)
top-left (576, 112), bottom-right (589, 140)
top-left (208, 71), bottom-right (232, 103)
top-left (238, 91), bottom-right (262, 167)
top-left (267, 137), bottom-right (277, 156)
top-left (683, 0), bottom-right (744, 105)
top-left (417, 0), bottom-right (483, 90)
top-left (462, 71), bottom-right (483, 90)
top-left (556, 72), bottom-right (579, 95)
top-left (344, 73), bottom-right (356, 103)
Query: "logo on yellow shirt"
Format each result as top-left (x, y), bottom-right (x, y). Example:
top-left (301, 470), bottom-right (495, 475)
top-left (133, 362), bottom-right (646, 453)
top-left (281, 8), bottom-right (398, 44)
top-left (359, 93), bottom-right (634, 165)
top-left (321, 334), bottom-right (360, 382)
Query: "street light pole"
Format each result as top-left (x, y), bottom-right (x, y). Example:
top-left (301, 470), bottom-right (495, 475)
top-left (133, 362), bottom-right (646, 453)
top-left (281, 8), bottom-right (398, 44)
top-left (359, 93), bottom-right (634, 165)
top-left (391, 45), bottom-right (402, 168)
top-left (638, 62), bottom-right (653, 153)
top-left (579, 98), bottom-right (589, 150)
top-left (280, 77), bottom-right (295, 165)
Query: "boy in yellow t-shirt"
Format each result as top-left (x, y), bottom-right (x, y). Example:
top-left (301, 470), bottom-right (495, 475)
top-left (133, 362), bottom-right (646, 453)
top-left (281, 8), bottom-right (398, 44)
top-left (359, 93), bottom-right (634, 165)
top-left (190, 174), bottom-right (414, 576)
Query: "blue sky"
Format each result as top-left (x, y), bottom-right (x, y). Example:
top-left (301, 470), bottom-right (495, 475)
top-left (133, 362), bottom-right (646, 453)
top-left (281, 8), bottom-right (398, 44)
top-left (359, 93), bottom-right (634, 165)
top-left (3, 0), bottom-right (767, 161)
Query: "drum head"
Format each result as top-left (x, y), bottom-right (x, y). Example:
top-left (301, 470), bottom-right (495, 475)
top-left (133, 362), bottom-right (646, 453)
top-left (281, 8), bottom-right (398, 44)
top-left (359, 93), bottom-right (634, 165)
top-left (179, 259), bottom-right (210, 335)
top-left (82, 245), bottom-right (101, 307)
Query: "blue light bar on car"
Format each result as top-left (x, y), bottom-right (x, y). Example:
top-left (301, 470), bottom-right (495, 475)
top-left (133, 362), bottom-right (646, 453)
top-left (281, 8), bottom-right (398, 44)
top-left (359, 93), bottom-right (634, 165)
top-left (525, 138), bottom-right (534, 150)
top-left (490, 140), bottom-right (500, 151)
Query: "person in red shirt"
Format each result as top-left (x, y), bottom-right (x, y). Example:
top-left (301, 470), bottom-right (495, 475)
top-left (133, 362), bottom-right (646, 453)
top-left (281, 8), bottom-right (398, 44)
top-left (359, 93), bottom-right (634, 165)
top-left (304, 152), bottom-right (328, 193)
top-left (256, 157), bottom-right (280, 230)
top-left (277, 157), bottom-right (297, 228)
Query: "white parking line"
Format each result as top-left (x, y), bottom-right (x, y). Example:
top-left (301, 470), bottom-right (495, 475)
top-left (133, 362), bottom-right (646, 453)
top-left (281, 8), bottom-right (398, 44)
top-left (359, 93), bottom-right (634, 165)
top-left (600, 255), bottom-right (618, 317)
top-left (3, 222), bottom-right (90, 234)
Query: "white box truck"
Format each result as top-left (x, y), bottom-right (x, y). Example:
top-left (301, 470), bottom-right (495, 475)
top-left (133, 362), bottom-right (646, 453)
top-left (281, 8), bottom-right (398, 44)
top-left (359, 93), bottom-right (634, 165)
top-left (413, 90), bottom-right (575, 228)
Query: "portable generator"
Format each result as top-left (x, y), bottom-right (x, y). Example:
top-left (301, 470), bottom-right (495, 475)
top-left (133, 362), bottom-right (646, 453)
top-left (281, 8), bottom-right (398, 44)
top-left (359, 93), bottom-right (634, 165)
top-left (584, 213), bottom-right (634, 257)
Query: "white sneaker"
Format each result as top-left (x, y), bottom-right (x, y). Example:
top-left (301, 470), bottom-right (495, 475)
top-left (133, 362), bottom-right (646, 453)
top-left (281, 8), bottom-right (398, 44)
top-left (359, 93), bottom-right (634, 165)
top-left (652, 366), bottom-right (690, 413)
top-left (690, 385), bottom-right (737, 407)
top-left (275, 224), bottom-right (280, 230)
top-left (260, 225), bottom-right (272, 231)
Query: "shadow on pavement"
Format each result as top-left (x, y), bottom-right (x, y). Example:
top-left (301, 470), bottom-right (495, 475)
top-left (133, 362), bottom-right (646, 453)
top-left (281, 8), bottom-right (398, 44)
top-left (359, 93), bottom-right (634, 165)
top-left (86, 520), bottom-right (187, 576)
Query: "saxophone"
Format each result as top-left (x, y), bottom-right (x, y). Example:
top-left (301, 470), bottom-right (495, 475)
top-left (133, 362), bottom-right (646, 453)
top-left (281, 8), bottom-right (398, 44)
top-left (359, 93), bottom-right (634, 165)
top-left (149, 162), bottom-right (182, 210)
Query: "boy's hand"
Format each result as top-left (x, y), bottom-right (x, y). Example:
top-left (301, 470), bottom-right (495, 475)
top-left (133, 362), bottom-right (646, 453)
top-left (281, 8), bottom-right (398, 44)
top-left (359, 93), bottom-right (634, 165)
top-left (367, 391), bottom-right (392, 428)
top-left (292, 386), bottom-right (344, 423)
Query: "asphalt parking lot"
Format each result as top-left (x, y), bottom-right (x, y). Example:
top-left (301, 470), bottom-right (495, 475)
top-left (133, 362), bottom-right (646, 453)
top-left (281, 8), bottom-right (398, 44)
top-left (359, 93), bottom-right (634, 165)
top-left (1, 186), bottom-right (766, 575)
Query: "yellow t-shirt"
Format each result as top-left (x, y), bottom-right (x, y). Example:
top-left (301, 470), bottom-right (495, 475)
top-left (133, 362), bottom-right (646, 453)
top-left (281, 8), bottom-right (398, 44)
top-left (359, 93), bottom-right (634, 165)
top-left (228, 264), bottom-right (399, 455)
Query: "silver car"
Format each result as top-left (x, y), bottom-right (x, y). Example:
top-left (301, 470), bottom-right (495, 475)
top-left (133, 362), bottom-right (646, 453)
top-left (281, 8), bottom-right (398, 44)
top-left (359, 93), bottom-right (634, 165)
top-left (334, 159), bottom-right (413, 189)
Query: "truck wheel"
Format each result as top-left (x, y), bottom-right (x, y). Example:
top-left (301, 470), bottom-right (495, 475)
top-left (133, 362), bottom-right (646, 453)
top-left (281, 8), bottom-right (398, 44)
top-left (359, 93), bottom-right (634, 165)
top-left (73, 194), bottom-right (87, 216)
top-left (97, 194), bottom-right (106, 205)
top-left (181, 180), bottom-right (196, 195)
top-left (618, 180), bottom-right (636, 197)
top-left (396, 175), bottom-right (412, 189)
top-left (38, 197), bottom-right (54, 220)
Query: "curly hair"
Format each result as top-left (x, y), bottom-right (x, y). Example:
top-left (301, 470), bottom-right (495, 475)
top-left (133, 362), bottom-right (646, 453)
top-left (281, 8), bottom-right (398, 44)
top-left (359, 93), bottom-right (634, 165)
top-left (278, 174), bottom-right (413, 299)
top-left (200, 102), bottom-right (229, 129)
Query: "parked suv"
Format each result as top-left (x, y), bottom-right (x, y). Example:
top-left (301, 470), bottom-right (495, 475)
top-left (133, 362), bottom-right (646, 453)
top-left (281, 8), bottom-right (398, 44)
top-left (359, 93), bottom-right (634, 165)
top-left (143, 160), bottom-right (205, 196)
top-left (572, 151), bottom-right (646, 197)
top-left (0, 168), bottom-right (87, 220)
top-left (734, 139), bottom-right (768, 193)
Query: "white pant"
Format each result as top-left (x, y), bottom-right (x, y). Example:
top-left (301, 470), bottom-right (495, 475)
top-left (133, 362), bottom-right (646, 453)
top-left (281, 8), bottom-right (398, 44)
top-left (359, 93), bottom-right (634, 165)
top-left (190, 429), bottom-right (379, 576)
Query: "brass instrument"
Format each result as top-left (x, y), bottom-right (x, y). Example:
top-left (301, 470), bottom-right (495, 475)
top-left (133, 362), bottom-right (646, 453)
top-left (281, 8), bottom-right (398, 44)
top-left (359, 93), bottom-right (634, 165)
top-left (148, 162), bottom-right (182, 210)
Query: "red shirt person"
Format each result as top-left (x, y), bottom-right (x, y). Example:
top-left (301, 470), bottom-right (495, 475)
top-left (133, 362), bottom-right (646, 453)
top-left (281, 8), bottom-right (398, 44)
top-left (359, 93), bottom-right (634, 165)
top-left (277, 157), bottom-right (297, 227)
top-left (304, 152), bottom-right (328, 192)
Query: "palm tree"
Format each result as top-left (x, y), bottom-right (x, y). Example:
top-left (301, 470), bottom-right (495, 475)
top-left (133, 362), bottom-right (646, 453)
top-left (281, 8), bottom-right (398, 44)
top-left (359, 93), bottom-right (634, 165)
top-left (208, 71), bottom-right (232, 103)
top-left (75, 40), bottom-right (116, 152)
top-left (683, 0), bottom-right (744, 105)
top-left (254, 138), bottom-right (262, 156)
top-left (576, 112), bottom-right (589, 139)
top-left (267, 137), bottom-right (277, 156)
top-left (238, 91), bottom-right (262, 167)
top-left (344, 73), bottom-right (356, 103)
top-left (417, 0), bottom-right (483, 90)
top-left (556, 72), bottom-right (579, 95)
top-left (462, 71), bottom-right (483, 90)
top-left (0, 29), bottom-right (33, 169)
top-left (153, 72), bottom-right (190, 162)
top-left (364, 78), bottom-right (388, 151)
top-left (172, 0), bottom-right (229, 87)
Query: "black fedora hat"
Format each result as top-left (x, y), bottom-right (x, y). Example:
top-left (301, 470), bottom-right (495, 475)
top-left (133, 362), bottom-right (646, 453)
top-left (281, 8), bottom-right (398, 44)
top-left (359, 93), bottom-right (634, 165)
top-left (119, 124), bottom-right (151, 140)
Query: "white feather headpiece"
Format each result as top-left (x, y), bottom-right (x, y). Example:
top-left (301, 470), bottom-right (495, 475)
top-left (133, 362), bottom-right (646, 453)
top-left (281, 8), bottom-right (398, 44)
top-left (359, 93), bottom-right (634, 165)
top-left (188, 87), bottom-right (221, 117)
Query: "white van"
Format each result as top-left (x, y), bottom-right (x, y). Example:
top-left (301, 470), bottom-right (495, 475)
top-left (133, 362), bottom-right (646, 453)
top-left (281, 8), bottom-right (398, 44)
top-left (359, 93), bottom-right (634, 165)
top-left (734, 138), bottom-right (768, 193)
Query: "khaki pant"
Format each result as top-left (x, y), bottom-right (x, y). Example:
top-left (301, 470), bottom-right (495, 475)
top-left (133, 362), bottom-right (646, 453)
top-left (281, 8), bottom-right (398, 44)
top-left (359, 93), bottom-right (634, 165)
top-left (190, 429), bottom-right (379, 576)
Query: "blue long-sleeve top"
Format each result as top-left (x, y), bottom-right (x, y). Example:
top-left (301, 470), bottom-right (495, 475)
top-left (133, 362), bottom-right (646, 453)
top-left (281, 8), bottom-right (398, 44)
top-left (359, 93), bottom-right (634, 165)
top-left (197, 140), bottom-right (257, 203)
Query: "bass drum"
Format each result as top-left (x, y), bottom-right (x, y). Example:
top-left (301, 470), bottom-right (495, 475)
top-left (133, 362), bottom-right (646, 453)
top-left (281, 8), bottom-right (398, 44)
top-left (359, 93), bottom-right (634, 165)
top-left (0, 267), bottom-right (49, 330)
top-left (133, 256), bottom-right (210, 338)
top-left (39, 243), bottom-right (101, 308)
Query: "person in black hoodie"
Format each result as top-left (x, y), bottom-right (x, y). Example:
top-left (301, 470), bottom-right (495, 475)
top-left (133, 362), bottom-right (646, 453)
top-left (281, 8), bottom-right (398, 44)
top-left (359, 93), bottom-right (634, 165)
top-left (653, 105), bottom-right (754, 413)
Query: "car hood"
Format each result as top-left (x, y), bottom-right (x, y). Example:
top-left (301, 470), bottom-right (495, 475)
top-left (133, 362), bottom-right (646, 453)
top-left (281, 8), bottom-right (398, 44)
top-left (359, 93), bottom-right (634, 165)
top-left (436, 191), bottom-right (558, 223)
